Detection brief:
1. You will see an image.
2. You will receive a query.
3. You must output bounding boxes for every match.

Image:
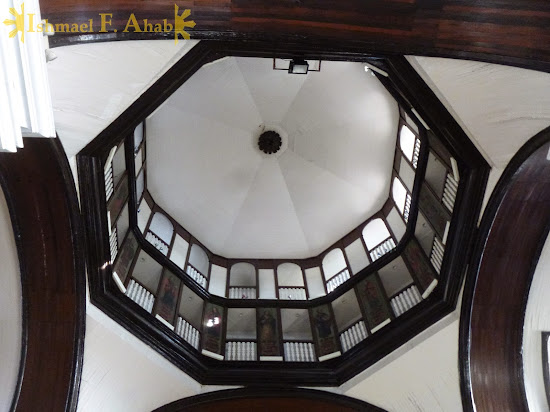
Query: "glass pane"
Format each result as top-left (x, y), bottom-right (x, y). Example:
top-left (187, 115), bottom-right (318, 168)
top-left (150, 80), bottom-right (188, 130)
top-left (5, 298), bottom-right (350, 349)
top-left (134, 122), bottom-right (144, 152)
top-left (178, 285), bottom-right (204, 330)
top-left (415, 211), bottom-right (435, 257)
top-left (230, 262), bottom-right (256, 286)
top-left (188, 244), bottom-right (209, 277)
top-left (362, 218), bottom-right (391, 250)
top-left (116, 203), bottom-right (130, 249)
top-left (132, 250), bottom-right (163, 293)
top-left (137, 197), bottom-right (151, 233)
top-left (258, 269), bottom-right (276, 299)
top-left (281, 309), bottom-right (312, 341)
top-left (331, 289), bottom-right (362, 332)
top-left (322, 249), bottom-right (347, 281)
top-left (136, 168), bottom-right (145, 202)
top-left (400, 124), bottom-right (416, 162)
top-left (277, 263), bottom-right (303, 287)
top-left (170, 234), bottom-right (189, 270)
top-left (112, 144), bottom-right (126, 188)
top-left (226, 308), bottom-right (256, 340)
top-left (208, 264), bottom-right (227, 297)
top-left (149, 212), bottom-right (174, 245)
top-left (305, 267), bottom-right (325, 299)
top-left (345, 239), bottom-right (369, 275)
top-left (378, 257), bottom-right (413, 297)
top-left (392, 177), bottom-right (407, 215)
top-left (425, 152), bottom-right (448, 198)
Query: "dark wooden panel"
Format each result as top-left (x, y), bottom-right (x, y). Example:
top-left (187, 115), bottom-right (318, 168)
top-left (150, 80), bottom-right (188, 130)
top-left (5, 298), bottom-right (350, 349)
top-left (460, 127), bottom-right (550, 412)
top-left (76, 42), bottom-right (490, 386)
top-left (41, 0), bottom-right (550, 71)
top-left (419, 183), bottom-right (451, 239)
top-left (0, 138), bottom-right (86, 411)
top-left (402, 237), bottom-right (437, 292)
top-left (154, 387), bottom-right (386, 412)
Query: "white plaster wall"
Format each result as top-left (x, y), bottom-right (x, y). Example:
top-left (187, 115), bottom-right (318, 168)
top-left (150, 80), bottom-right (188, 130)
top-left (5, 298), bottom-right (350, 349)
top-left (407, 56), bottom-right (550, 168)
top-left (342, 314), bottom-right (462, 411)
top-left (523, 233), bottom-right (550, 412)
top-left (0, 186), bottom-right (22, 411)
top-left (48, 39), bottom-right (198, 159)
top-left (77, 305), bottom-right (201, 412)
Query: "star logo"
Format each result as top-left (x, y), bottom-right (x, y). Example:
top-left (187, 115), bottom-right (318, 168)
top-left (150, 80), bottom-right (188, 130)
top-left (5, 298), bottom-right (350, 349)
top-left (174, 5), bottom-right (195, 44)
top-left (3, 3), bottom-right (25, 43)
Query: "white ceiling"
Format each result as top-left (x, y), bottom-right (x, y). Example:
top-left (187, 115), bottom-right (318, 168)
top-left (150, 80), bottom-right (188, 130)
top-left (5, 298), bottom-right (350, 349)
top-left (147, 57), bottom-right (398, 259)
top-left (47, 40), bottom-right (198, 159)
top-left (407, 56), bottom-right (550, 168)
top-left (44, 40), bottom-right (550, 410)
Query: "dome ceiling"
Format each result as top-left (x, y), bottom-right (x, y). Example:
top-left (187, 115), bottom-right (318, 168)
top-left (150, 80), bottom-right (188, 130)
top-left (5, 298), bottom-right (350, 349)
top-left (146, 57), bottom-right (399, 259)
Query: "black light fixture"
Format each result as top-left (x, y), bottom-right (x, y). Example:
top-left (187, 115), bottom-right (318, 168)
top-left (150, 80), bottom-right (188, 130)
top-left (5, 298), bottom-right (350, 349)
top-left (258, 130), bottom-right (282, 154)
top-left (288, 59), bottom-right (309, 74)
top-left (273, 58), bottom-right (321, 73)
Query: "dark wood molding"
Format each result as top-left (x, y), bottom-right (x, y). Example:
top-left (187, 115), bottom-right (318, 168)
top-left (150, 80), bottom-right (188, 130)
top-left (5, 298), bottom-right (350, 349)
top-left (0, 138), bottom-right (86, 412)
top-left (77, 41), bottom-right (489, 386)
top-left (460, 126), bottom-right (550, 412)
top-left (153, 387), bottom-right (386, 411)
top-left (41, 0), bottom-right (550, 73)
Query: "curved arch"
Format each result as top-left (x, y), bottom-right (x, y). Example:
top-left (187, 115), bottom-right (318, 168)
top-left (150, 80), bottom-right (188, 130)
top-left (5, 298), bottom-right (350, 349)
top-left (460, 126), bottom-right (550, 411)
top-left (322, 249), bottom-right (347, 281)
top-left (188, 244), bottom-right (209, 276)
top-left (153, 387), bottom-right (385, 412)
top-left (362, 219), bottom-right (391, 250)
top-left (149, 212), bottom-right (174, 245)
top-left (391, 177), bottom-right (407, 215)
top-left (0, 138), bottom-right (86, 411)
top-left (230, 262), bottom-right (256, 286)
top-left (42, 0), bottom-right (550, 72)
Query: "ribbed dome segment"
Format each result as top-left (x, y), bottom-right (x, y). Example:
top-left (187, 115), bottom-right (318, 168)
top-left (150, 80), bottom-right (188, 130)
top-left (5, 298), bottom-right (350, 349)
top-left (147, 57), bottom-right (399, 259)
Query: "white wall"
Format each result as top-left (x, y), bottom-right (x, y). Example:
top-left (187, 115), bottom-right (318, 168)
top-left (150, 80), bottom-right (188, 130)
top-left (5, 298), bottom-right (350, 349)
top-left (77, 305), bottom-right (201, 412)
top-left (0, 186), bottom-right (22, 411)
top-left (342, 315), bottom-right (462, 411)
top-left (48, 39), bottom-right (198, 160)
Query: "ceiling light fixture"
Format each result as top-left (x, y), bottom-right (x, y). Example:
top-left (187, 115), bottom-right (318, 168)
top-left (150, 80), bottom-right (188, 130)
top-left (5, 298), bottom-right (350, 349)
top-left (258, 130), bottom-right (282, 154)
top-left (272, 58), bottom-right (321, 73)
top-left (288, 59), bottom-right (309, 74)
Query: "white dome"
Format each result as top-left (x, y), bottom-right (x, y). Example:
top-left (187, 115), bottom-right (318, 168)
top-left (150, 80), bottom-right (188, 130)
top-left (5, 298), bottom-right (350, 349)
top-left (147, 57), bottom-right (399, 259)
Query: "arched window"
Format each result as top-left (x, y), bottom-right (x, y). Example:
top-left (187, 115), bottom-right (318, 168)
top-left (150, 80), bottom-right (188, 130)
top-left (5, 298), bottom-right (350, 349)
top-left (322, 249), bottom-right (349, 293)
top-left (149, 212), bottom-right (173, 245)
top-left (392, 177), bottom-right (407, 215)
top-left (134, 122), bottom-right (144, 153)
top-left (230, 262), bottom-right (256, 286)
top-left (363, 218), bottom-right (396, 262)
top-left (399, 124), bottom-right (416, 163)
top-left (277, 263), bottom-right (306, 300)
top-left (136, 168), bottom-right (145, 202)
top-left (277, 263), bottom-right (303, 286)
top-left (399, 124), bottom-right (421, 168)
top-left (188, 244), bottom-right (209, 288)
top-left (362, 219), bottom-right (391, 250)
top-left (229, 262), bottom-right (256, 299)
